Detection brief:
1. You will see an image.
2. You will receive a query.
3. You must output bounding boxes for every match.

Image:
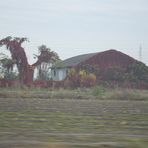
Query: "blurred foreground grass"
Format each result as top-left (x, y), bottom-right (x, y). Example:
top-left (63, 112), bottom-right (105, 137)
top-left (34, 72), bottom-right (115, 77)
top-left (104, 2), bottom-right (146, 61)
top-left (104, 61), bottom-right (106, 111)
top-left (0, 87), bottom-right (148, 147)
top-left (0, 111), bottom-right (148, 148)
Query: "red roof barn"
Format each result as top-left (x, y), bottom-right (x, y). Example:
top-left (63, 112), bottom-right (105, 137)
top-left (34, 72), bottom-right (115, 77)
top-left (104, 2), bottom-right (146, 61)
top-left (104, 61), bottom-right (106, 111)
top-left (51, 49), bottom-right (138, 81)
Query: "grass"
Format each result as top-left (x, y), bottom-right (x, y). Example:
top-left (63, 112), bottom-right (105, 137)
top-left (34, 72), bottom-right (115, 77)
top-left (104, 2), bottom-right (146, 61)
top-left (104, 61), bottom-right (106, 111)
top-left (0, 86), bottom-right (148, 147)
top-left (0, 86), bottom-right (148, 101)
top-left (0, 111), bottom-right (148, 147)
top-left (0, 111), bottom-right (148, 132)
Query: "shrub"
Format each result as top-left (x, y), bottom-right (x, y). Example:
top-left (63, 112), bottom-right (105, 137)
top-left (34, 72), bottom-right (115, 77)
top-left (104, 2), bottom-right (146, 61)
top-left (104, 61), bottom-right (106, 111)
top-left (66, 68), bottom-right (80, 87)
top-left (91, 85), bottom-right (105, 96)
top-left (65, 69), bottom-right (96, 88)
top-left (126, 62), bottom-right (148, 82)
top-left (80, 73), bottom-right (96, 87)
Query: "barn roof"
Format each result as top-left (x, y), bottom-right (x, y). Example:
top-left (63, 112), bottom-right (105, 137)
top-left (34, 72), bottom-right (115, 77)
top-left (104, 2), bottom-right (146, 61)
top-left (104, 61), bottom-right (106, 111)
top-left (61, 52), bottom-right (97, 67)
top-left (53, 49), bottom-right (137, 68)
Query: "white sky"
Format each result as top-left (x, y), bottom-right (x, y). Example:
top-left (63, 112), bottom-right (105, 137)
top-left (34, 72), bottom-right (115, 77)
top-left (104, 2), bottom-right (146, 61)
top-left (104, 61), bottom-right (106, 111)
top-left (0, 0), bottom-right (148, 65)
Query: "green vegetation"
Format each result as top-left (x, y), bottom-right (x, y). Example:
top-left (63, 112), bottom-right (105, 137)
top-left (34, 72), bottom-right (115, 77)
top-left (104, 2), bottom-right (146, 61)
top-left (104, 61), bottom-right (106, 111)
top-left (35, 45), bottom-right (60, 80)
top-left (0, 109), bottom-right (148, 147)
top-left (91, 85), bottom-right (105, 96)
top-left (0, 86), bottom-right (148, 101)
top-left (65, 68), bottom-right (96, 88)
top-left (0, 87), bottom-right (148, 147)
top-left (103, 62), bottom-right (148, 83)
top-left (126, 62), bottom-right (148, 82)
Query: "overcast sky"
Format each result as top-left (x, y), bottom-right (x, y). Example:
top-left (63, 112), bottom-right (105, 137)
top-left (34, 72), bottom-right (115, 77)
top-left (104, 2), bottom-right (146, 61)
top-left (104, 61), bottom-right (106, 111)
top-left (0, 0), bottom-right (148, 65)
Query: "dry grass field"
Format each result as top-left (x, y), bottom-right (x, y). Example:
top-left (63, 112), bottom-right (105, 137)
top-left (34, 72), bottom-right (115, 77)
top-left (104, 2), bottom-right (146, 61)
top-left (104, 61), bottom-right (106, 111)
top-left (0, 87), bottom-right (148, 148)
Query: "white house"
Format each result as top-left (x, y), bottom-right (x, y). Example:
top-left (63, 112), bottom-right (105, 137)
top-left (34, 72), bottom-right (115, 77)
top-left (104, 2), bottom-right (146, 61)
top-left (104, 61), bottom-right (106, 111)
top-left (51, 68), bottom-right (67, 81)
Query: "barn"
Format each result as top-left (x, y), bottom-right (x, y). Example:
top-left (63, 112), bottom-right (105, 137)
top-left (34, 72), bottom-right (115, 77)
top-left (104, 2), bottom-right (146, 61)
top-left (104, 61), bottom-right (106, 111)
top-left (51, 49), bottom-right (137, 81)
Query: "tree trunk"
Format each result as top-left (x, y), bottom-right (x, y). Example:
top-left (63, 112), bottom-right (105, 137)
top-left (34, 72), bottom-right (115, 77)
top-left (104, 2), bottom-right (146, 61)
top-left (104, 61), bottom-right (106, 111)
top-left (23, 65), bottom-right (34, 86)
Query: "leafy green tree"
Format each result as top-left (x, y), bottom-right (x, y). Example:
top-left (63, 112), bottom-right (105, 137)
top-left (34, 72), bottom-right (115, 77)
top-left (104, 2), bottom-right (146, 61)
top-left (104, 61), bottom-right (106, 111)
top-left (4, 71), bottom-right (18, 80)
top-left (103, 67), bottom-right (125, 82)
top-left (126, 62), bottom-right (148, 82)
top-left (0, 53), bottom-right (18, 79)
top-left (33, 45), bottom-right (60, 80)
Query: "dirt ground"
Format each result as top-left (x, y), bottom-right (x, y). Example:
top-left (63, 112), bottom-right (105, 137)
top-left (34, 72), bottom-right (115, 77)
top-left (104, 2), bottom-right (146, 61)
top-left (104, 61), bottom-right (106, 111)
top-left (0, 96), bottom-right (148, 148)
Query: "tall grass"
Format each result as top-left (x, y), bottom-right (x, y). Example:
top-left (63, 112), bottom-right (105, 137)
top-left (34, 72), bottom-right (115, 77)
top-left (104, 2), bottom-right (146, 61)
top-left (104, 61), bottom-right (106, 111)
top-left (91, 85), bottom-right (105, 97)
top-left (0, 86), bottom-right (148, 100)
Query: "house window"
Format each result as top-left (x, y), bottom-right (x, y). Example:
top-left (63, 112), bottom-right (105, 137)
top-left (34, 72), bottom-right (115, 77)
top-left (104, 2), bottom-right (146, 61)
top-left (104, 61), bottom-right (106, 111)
top-left (54, 70), bottom-right (56, 76)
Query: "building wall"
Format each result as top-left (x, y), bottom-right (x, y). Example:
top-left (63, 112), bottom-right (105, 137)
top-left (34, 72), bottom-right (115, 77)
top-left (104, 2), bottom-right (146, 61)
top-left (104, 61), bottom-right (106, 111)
top-left (51, 68), bottom-right (67, 81)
